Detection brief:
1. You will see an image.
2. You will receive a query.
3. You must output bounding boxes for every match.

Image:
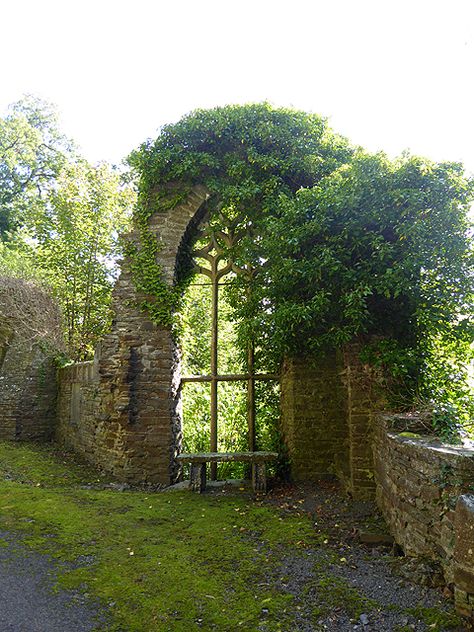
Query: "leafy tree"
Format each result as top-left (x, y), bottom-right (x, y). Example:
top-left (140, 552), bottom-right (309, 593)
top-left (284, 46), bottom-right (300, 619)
top-left (0, 96), bottom-right (134, 360)
top-left (32, 160), bottom-right (133, 359)
top-left (129, 104), bottom-right (474, 436)
top-left (0, 95), bottom-right (73, 237)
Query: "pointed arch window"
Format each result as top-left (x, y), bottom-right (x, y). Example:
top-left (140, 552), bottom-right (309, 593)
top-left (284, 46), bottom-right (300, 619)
top-left (180, 214), bottom-right (279, 480)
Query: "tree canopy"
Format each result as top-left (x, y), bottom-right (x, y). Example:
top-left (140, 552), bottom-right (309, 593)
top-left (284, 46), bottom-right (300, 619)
top-left (129, 103), bottom-right (474, 433)
top-left (0, 95), bottom-right (72, 238)
top-left (0, 96), bottom-right (133, 360)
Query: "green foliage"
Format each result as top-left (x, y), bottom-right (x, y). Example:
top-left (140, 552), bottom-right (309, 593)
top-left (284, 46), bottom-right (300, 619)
top-left (180, 281), bottom-right (281, 477)
top-left (249, 153), bottom-right (472, 354)
top-left (0, 95), bottom-right (73, 237)
top-left (0, 97), bottom-right (134, 360)
top-left (128, 102), bottom-right (352, 211)
top-left (32, 160), bottom-right (133, 359)
top-left (129, 104), bottom-right (473, 437)
top-left (125, 103), bottom-right (352, 331)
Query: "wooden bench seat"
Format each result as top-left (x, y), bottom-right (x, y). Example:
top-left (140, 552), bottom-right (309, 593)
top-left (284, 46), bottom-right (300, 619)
top-left (176, 451), bottom-right (278, 493)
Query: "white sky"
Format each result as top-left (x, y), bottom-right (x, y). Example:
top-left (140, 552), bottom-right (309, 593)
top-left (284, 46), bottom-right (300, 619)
top-left (1, 0), bottom-right (474, 172)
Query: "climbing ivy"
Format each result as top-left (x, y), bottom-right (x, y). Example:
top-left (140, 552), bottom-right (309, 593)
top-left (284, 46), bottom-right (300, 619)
top-left (123, 188), bottom-right (192, 329)
top-left (127, 103), bottom-right (474, 435)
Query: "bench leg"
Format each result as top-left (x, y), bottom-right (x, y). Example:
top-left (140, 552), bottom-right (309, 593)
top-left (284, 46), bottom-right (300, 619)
top-left (252, 462), bottom-right (267, 493)
top-left (190, 463), bottom-right (206, 493)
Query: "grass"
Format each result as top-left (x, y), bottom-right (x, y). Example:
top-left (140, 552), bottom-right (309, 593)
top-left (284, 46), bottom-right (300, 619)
top-left (0, 441), bottom-right (464, 631)
top-left (0, 441), bottom-right (316, 631)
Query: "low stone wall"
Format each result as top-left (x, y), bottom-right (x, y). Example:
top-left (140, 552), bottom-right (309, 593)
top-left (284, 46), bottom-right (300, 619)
top-left (57, 357), bottom-right (171, 484)
top-left (0, 337), bottom-right (57, 441)
top-left (454, 495), bottom-right (474, 618)
top-left (374, 414), bottom-right (474, 619)
top-left (56, 360), bottom-right (100, 457)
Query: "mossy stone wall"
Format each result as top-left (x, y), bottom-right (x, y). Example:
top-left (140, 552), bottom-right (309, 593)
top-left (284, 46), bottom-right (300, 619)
top-left (0, 335), bottom-right (57, 441)
top-left (374, 414), bottom-right (474, 620)
top-left (280, 345), bottom-right (383, 499)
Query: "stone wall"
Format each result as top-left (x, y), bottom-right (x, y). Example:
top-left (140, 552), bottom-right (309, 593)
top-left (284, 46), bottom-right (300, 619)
top-left (0, 278), bottom-right (62, 442)
top-left (0, 335), bottom-right (57, 441)
top-left (56, 360), bottom-right (100, 458)
top-left (280, 344), bottom-right (385, 499)
top-left (56, 185), bottom-right (211, 485)
top-left (280, 352), bottom-right (350, 484)
top-left (374, 414), bottom-right (474, 618)
top-left (454, 495), bottom-right (474, 618)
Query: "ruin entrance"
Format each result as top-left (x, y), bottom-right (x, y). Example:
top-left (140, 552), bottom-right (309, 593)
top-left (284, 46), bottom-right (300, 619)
top-left (179, 210), bottom-right (280, 480)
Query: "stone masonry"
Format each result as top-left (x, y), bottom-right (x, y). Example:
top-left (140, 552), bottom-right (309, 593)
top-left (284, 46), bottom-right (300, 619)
top-left (0, 286), bottom-right (58, 442)
top-left (280, 352), bottom-right (350, 485)
top-left (374, 414), bottom-right (474, 619)
top-left (454, 495), bottom-right (474, 619)
top-left (280, 343), bottom-right (385, 500)
top-left (56, 185), bottom-right (211, 484)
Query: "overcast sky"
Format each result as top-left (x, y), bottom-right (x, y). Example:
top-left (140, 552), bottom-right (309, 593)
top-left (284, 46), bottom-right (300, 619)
top-left (2, 0), bottom-right (474, 172)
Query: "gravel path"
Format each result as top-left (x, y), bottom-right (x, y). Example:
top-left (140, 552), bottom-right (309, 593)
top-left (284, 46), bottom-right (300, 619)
top-left (0, 532), bottom-right (104, 632)
top-left (261, 481), bottom-right (468, 631)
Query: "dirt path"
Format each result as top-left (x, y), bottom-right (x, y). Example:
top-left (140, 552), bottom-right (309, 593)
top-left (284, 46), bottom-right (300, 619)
top-left (260, 481), bottom-right (467, 631)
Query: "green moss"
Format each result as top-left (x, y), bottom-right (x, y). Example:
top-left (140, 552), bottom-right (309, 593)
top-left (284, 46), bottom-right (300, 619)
top-left (308, 575), bottom-right (379, 620)
top-left (0, 441), bottom-right (463, 631)
top-left (0, 440), bottom-right (318, 631)
top-left (406, 606), bottom-right (463, 629)
top-left (0, 441), bottom-right (113, 487)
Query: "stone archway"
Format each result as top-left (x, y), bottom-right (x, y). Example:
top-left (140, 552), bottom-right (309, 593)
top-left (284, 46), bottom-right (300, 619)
top-left (56, 183), bottom-right (384, 497)
top-left (58, 186), bottom-right (212, 485)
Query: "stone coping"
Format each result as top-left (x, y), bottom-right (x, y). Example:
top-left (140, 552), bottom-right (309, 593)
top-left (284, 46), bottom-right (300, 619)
top-left (176, 451), bottom-right (278, 463)
top-left (378, 413), bottom-right (474, 460)
top-left (386, 432), bottom-right (474, 459)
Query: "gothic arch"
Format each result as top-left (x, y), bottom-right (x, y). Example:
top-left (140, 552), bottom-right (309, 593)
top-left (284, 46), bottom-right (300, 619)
top-left (91, 185), bottom-right (213, 484)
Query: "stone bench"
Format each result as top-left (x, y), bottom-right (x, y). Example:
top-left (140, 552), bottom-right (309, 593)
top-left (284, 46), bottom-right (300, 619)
top-left (176, 451), bottom-right (278, 493)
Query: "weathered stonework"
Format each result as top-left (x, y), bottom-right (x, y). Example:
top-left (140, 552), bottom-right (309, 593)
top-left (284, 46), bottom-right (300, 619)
top-left (0, 331), bottom-right (57, 442)
top-left (280, 344), bottom-right (385, 499)
top-left (454, 495), bottom-right (474, 619)
top-left (374, 414), bottom-right (474, 619)
top-left (0, 278), bottom-right (61, 442)
top-left (56, 360), bottom-right (100, 458)
top-left (56, 185), bottom-right (211, 485)
top-left (280, 352), bottom-right (350, 484)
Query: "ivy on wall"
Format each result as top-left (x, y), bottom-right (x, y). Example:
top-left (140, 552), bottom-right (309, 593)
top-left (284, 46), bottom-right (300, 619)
top-left (123, 188), bottom-right (192, 328)
top-left (126, 103), bottom-right (474, 435)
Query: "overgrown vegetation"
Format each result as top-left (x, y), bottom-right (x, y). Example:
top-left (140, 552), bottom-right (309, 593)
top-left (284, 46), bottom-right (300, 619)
top-left (0, 441), bottom-right (464, 631)
top-left (129, 103), bottom-right (474, 438)
top-left (0, 96), bottom-right (134, 360)
top-left (1, 99), bottom-right (472, 436)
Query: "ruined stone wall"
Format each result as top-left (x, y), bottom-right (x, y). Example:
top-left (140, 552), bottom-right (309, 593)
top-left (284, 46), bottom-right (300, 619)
top-left (374, 414), bottom-right (474, 618)
top-left (280, 352), bottom-right (350, 484)
top-left (0, 335), bottom-right (57, 441)
top-left (0, 278), bottom-right (62, 442)
top-left (454, 495), bottom-right (474, 619)
top-left (280, 344), bottom-right (384, 499)
top-left (56, 360), bottom-right (101, 459)
top-left (56, 185), bottom-right (211, 485)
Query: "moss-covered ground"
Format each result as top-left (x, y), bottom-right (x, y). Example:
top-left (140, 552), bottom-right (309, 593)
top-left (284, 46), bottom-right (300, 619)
top-left (0, 442), bottom-right (319, 631)
top-left (0, 441), bottom-right (465, 631)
